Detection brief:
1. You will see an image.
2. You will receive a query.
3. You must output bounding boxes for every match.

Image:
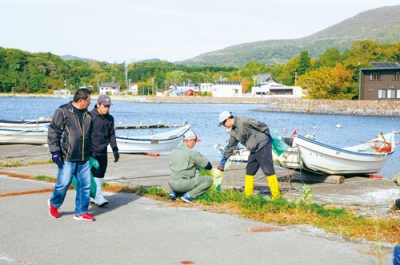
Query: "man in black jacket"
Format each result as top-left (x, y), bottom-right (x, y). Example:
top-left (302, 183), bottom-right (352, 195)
top-left (47, 88), bottom-right (95, 221)
top-left (90, 94), bottom-right (119, 206)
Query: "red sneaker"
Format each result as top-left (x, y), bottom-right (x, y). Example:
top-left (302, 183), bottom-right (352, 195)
top-left (48, 199), bottom-right (60, 218)
top-left (73, 212), bottom-right (95, 222)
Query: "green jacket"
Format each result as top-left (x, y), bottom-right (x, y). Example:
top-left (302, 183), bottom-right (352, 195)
top-left (169, 144), bottom-right (209, 181)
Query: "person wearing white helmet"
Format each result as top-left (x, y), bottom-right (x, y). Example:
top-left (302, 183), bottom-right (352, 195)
top-left (168, 131), bottom-right (213, 203)
top-left (217, 111), bottom-right (280, 199)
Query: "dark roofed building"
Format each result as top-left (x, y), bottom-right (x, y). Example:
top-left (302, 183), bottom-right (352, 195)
top-left (359, 62), bottom-right (400, 100)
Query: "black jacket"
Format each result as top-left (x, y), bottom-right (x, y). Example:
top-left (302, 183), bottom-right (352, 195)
top-left (47, 102), bottom-right (92, 161)
top-left (90, 106), bottom-right (118, 156)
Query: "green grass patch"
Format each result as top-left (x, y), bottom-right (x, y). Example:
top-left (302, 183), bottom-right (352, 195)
top-left (139, 186), bottom-right (400, 245)
top-left (140, 185), bottom-right (167, 196)
top-left (0, 160), bottom-right (51, 168)
top-left (34, 175), bottom-right (56, 182)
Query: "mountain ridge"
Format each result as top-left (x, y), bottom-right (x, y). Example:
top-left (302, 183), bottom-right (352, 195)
top-left (61, 5), bottom-right (400, 67)
top-left (178, 5), bottom-right (400, 66)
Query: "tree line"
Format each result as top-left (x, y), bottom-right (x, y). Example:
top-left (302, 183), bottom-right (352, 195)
top-left (0, 40), bottom-right (399, 99)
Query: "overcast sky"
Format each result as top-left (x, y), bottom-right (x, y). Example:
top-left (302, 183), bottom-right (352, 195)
top-left (1, 0), bottom-right (399, 64)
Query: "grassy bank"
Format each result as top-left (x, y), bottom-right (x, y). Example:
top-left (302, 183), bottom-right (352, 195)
top-left (140, 186), bottom-right (400, 246)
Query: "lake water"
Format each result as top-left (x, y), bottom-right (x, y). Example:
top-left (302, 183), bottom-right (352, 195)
top-left (1, 96), bottom-right (400, 179)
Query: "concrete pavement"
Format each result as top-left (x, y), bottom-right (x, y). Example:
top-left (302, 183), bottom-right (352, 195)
top-left (0, 144), bottom-right (398, 264)
top-left (0, 176), bottom-right (395, 265)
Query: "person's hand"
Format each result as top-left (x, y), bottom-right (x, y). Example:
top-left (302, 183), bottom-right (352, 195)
top-left (51, 151), bottom-right (61, 164)
top-left (218, 157), bottom-right (228, 171)
top-left (112, 147), bottom-right (120, 162)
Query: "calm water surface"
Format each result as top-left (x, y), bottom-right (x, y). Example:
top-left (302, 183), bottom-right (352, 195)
top-left (1, 97), bottom-right (399, 178)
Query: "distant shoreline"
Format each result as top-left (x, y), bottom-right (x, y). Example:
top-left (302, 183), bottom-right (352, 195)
top-left (2, 93), bottom-right (400, 116)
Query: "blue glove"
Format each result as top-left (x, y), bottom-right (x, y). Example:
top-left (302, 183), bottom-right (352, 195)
top-left (268, 134), bottom-right (273, 143)
top-left (218, 157), bottom-right (228, 171)
top-left (51, 151), bottom-right (61, 164)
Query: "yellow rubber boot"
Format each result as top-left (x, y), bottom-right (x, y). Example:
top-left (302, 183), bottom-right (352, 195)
top-left (267, 174), bottom-right (280, 200)
top-left (244, 175), bottom-right (254, 196)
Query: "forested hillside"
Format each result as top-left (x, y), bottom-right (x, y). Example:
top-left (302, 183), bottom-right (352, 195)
top-left (179, 5), bottom-right (400, 66)
top-left (0, 47), bottom-right (237, 95)
top-left (1, 40), bottom-right (400, 101)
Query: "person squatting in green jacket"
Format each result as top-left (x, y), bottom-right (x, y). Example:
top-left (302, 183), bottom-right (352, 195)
top-left (168, 131), bottom-right (213, 203)
top-left (217, 111), bottom-right (280, 199)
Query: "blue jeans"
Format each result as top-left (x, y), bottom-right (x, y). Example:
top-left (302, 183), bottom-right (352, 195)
top-left (49, 160), bottom-right (91, 215)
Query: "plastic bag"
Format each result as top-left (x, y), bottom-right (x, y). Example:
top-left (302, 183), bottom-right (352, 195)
top-left (71, 157), bottom-right (99, 199)
top-left (198, 167), bottom-right (224, 191)
top-left (271, 137), bottom-right (290, 156)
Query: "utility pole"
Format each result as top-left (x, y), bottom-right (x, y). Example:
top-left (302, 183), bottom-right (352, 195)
top-left (125, 63), bottom-right (128, 89)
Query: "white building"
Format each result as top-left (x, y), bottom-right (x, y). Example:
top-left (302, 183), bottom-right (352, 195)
top-left (199, 83), bottom-right (213, 93)
top-left (212, 81), bottom-right (242, 97)
top-left (251, 82), bottom-right (303, 98)
top-left (99, 83), bottom-right (120, 95)
top-left (251, 74), bottom-right (303, 98)
top-left (53, 89), bottom-right (71, 97)
top-left (127, 84), bottom-right (138, 95)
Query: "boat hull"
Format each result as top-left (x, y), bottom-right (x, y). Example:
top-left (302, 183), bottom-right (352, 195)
top-left (0, 128), bottom-right (48, 145)
top-left (277, 147), bottom-right (301, 169)
top-left (116, 137), bottom-right (184, 153)
top-left (294, 133), bottom-right (395, 175)
top-left (111, 125), bottom-right (191, 153)
top-left (0, 119), bottom-right (50, 129)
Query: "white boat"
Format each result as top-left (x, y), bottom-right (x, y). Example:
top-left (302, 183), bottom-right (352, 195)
top-left (275, 146), bottom-right (301, 169)
top-left (0, 127), bottom-right (48, 145)
top-left (292, 132), bottom-right (395, 175)
top-left (215, 133), bottom-right (395, 176)
top-left (0, 119), bottom-right (50, 129)
top-left (112, 124), bottom-right (191, 153)
top-left (214, 143), bottom-right (250, 162)
top-left (215, 136), bottom-right (298, 164)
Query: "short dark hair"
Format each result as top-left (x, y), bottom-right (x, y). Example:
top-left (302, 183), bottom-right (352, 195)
top-left (73, 88), bottom-right (91, 102)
